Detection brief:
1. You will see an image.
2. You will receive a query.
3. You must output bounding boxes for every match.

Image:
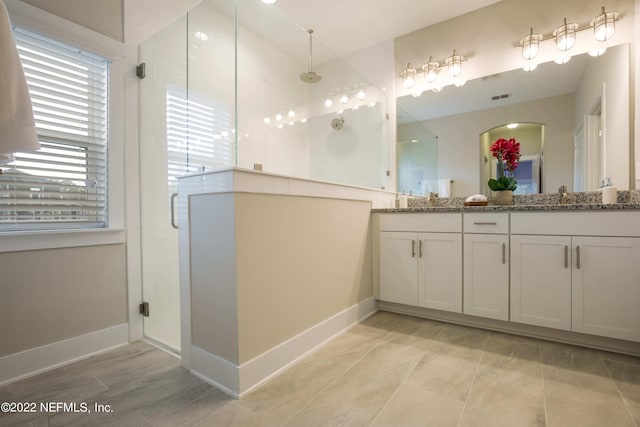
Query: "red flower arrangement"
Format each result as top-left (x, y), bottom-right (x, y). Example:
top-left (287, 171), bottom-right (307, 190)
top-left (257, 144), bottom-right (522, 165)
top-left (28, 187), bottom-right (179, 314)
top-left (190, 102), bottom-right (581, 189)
top-left (488, 138), bottom-right (521, 191)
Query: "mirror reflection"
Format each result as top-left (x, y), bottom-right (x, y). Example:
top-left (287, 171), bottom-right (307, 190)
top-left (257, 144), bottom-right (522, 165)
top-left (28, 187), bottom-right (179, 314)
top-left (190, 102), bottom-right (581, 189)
top-left (397, 43), bottom-right (630, 196)
top-left (480, 123), bottom-right (543, 196)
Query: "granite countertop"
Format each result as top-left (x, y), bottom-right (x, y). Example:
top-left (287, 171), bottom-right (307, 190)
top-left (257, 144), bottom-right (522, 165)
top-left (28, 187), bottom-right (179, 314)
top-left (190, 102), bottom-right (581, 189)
top-left (372, 203), bottom-right (640, 213)
top-left (373, 190), bottom-right (640, 213)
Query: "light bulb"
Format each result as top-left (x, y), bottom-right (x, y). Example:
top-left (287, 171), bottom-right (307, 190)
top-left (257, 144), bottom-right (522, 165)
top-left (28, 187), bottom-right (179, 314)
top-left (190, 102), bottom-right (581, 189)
top-left (288, 110), bottom-right (295, 118)
top-left (401, 64), bottom-right (416, 89)
top-left (554, 56), bottom-right (571, 65)
top-left (263, 117), bottom-right (271, 125)
top-left (591, 7), bottom-right (618, 42)
top-left (521, 29), bottom-right (542, 60)
top-left (324, 98), bottom-right (333, 108)
top-left (553, 18), bottom-right (577, 51)
top-left (357, 89), bottom-right (366, 100)
top-left (340, 94), bottom-right (349, 104)
top-left (445, 50), bottom-right (463, 78)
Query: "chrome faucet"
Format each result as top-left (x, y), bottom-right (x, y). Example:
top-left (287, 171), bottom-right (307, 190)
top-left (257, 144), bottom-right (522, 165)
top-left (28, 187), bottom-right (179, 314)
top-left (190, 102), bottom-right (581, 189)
top-left (558, 185), bottom-right (568, 204)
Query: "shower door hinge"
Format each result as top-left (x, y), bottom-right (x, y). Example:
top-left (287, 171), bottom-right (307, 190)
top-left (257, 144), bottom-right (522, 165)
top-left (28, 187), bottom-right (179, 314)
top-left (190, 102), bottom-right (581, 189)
top-left (139, 301), bottom-right (150, 317)
top-left (136, 63), bottom-right (146, 79)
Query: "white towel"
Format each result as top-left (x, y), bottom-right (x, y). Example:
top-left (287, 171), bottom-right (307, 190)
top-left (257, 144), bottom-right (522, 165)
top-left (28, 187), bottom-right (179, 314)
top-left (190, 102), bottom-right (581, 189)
top-left (0, 0), bottom-right (39, 156)
top-left (437, 179), bottom-right (452, 197)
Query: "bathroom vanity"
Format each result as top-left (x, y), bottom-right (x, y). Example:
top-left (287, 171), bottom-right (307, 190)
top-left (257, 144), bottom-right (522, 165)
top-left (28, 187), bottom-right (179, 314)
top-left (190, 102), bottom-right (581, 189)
top-left (374, 204), bottom-right (640, 354)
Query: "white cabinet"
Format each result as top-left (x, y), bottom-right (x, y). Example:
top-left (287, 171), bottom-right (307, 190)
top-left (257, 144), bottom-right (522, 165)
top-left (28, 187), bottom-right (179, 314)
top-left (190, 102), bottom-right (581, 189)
top-left (511, 212), bottom-right (640, 342)
top-left (418, 233), bottom-right (462, 313)
top-left (380, 231), bottom-right (462, 313)
top-left (379, 232), bottom-right (418, 306)
top-left (462, 213), bottom-right (509, 321)
top-left (463, 233), bottom-right (509, 321)
top-left (510, 235), bottom-right (572, 330)
top-left (379, 214), bottom-right (463, 313)
top-left (572, 237), bottom-right (640, 342)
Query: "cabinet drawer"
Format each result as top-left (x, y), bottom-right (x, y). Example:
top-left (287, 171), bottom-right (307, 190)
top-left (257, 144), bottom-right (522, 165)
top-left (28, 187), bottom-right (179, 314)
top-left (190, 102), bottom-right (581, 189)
top-left (463, 213), bottom-right (509, 234)
top-left (379, 213), bottom-right (462, 233)
top-left (511, 211), bottom-right (640, 236)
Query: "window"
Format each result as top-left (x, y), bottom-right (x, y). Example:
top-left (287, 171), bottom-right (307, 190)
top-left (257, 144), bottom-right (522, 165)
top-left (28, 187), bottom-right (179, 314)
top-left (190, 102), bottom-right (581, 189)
top-left (0, 27), bottom-right (109, 232)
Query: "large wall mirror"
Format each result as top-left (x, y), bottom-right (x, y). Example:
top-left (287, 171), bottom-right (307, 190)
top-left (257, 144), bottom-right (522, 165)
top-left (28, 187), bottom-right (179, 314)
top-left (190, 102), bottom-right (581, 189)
top-left (397, 43), bottom-right (631, 197)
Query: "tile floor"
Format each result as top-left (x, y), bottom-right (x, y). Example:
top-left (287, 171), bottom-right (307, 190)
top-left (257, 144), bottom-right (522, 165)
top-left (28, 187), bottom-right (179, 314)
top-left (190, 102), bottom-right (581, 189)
top-left (1, 311), bottom-right (639, 426)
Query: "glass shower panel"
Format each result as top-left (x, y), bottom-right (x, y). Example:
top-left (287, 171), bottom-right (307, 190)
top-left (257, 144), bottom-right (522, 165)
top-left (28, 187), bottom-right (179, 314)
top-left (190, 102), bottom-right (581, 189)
top-left (235, 0), bottom-right (389, 190)
top-left (187, 0), bottom-right (237, 171)
top-left (139, 16), bottom-right (188, 351)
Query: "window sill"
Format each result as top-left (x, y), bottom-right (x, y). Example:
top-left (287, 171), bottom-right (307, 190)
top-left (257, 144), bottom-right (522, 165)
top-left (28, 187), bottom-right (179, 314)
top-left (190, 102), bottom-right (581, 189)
top-left (0, 228), bottom-right (126, 253)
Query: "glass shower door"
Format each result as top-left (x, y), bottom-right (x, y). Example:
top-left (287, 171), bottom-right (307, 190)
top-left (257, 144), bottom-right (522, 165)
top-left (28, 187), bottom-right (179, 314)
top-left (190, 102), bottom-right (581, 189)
top-left (138, 16), bottom-right (188, 352)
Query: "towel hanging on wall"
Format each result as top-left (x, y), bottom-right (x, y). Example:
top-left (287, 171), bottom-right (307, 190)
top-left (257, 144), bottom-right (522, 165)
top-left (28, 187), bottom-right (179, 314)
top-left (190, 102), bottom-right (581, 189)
top-left (0, 0), bottom-right (39, 165)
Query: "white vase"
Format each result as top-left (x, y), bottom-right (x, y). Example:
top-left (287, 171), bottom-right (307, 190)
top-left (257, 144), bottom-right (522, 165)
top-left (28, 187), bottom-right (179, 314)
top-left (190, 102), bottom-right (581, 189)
top-left (492, 190), bottom-right (513, 205)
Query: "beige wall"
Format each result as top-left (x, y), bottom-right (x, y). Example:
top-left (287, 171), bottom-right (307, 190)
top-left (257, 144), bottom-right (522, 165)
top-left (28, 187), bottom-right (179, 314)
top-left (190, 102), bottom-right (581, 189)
top-left (424, 94), bottom-right (574, 196)
top-left (21, 0), bottom-right (124, 41)
top-left (235, 193), bottom-right (372, 363)
top-left (0, 244), bottom-right (128, 357)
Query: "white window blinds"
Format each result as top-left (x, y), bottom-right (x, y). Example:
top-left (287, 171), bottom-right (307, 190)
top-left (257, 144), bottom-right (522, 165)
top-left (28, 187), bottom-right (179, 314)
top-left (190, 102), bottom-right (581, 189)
top-left (166, 86), bottom-right (233, 192)
top-left (0, 27), bottom-right (109, 231)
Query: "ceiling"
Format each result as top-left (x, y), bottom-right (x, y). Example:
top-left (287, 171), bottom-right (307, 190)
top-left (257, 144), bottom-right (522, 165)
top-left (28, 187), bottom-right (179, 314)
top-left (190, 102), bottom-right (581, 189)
top-left (269, 0), bottom-right (505, 57)
top-left (207, 0), bottom-right (505, 64)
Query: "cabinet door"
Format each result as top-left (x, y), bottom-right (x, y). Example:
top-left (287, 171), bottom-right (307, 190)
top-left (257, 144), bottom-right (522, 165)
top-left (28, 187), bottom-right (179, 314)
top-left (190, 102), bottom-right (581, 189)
top-left (463, 234), bottom-right (509, 321)
top-left (417, 233), bottom-right (462, 313)
top-left (379, 232), bottom-right (418, 305)
top-left (510, 235), bottom-right (572, 330)
top-left (572, 237), bottom-right (640, 342)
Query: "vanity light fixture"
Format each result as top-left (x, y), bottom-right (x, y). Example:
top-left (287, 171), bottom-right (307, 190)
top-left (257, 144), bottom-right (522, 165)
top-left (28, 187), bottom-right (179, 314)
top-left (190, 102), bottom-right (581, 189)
top-left (422, 57), bottom-right (440, 83)
top-left (520, 28), bottom-right (542, 60)
top-left (445, 49), bottom-right (463, 78)
top-left (554, 18), bottom-right (578, 51)
top-left (357, 88), bottom-right (366, 100)
top-left (400, 63), bottom-right (416, 89)
top-left (591, 7), bottom-right (619, 41)
top-left (400, 51), bottom-right (466, 90)
top-left (517, 7), bottom-right (620, 63)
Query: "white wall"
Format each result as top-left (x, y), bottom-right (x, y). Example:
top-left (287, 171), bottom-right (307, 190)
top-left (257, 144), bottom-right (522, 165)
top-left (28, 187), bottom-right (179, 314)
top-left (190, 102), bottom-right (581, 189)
top-left (424, 94), bottom-right (574, 196)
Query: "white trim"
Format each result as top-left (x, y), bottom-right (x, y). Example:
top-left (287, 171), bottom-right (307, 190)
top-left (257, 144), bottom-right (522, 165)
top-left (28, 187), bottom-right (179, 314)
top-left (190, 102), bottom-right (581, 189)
top-left (190, 346), bottom-right (240, 399)
top-left (188, 297), bottom-right (377, 398)
top-left (0, 323), bottom-right (129, 386)
top-left (0, 228), bottom-right (126, 253)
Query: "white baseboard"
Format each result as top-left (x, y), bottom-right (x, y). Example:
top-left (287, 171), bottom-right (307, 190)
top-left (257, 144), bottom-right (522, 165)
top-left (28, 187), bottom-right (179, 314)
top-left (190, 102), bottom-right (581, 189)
top-left (189, 297), bottom-right (377, 398)
top-left (0, 324), bottom-right (129, 386)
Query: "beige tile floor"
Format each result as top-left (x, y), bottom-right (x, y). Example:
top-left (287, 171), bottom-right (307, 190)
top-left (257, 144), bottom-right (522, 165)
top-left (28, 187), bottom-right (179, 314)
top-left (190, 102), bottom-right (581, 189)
top-left (2, 311), bottom-right (639, 426)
